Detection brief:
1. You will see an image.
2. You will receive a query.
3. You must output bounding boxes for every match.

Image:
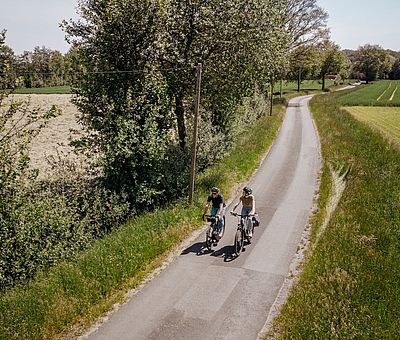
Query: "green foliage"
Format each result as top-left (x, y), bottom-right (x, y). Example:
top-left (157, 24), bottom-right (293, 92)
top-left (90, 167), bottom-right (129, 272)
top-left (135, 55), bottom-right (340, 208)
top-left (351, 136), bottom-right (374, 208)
top-left (0, 94), bottom-right (131, 290)
top-left (353, 44), bottom-right (392, 83)
top-left (0, 100), bottom-right (285, 340)
top-left (273, 91), bottom-right (400, 338)
top-left (61, 0), bottom-right (290, 209)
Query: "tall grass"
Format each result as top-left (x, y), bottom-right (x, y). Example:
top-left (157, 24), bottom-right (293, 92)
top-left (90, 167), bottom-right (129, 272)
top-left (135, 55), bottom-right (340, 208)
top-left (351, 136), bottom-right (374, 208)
top-left (0, 101), bottom-right (284, 339)
top-left (272, 91), bottom-right (400, 338)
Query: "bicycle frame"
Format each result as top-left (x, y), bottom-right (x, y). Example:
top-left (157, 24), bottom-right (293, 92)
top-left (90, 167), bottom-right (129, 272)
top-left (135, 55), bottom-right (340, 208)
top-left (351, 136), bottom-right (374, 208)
top-left (231, 213), bottom-right (255, 256)
top-left (203, 214), bottom-right (224, 251)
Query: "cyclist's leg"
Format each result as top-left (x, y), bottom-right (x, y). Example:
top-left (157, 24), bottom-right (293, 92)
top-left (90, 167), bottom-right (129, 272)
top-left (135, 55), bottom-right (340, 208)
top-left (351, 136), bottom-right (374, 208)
top-left (241, 207), bottom-right (252, 236)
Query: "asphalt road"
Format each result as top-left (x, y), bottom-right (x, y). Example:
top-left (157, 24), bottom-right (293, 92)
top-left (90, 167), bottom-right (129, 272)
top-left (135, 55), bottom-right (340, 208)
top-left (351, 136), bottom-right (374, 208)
top-left (84, 95), bottom-right (321, 340)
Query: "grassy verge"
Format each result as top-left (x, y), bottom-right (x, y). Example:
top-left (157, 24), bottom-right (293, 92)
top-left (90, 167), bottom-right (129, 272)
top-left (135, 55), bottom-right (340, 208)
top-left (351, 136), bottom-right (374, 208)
top-left (0, 102), bottom-right (285, 339)
top-left (271, 91), bottom-right (400, 338)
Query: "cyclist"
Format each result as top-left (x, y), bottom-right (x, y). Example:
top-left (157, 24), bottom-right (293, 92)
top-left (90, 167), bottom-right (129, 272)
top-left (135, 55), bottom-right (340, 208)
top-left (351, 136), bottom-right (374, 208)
top-left (203, 187), bottom-right (226, 241)
top-left (230, 186), bottom-right (259, 237)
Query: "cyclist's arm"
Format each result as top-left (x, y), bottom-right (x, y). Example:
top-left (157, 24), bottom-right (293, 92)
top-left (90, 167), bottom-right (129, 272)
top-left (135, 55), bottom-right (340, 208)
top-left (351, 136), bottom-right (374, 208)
top-left (231, 198), bottom-right (241, 212)
top-left (250, 196), bottom-right (256, 215)
top-left (216, 203), bottom-right (223, 217)
top-left (203, 201), bottom-right (210, 215)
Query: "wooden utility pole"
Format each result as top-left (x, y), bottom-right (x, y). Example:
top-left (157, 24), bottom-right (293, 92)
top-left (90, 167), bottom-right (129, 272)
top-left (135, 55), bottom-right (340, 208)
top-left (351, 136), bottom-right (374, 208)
top-left (269, 81), bottom-right (274, 116)
top-left (188, 63), bottom-right (202, 205)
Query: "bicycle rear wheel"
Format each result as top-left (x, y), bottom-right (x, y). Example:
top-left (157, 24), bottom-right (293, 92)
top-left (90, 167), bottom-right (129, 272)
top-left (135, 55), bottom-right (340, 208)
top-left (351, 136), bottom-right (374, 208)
top-left (234, 228), bottom-right (244, 256)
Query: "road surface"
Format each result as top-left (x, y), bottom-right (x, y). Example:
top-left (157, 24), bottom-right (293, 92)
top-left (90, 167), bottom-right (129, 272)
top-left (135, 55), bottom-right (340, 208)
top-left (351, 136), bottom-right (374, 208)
top-left (84, 95), bottom-right (321, 340)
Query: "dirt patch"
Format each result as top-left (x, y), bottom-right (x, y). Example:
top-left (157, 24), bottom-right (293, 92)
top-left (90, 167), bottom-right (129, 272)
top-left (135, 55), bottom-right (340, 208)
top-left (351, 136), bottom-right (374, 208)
top-left (7, 94), bottom-right (86, 177)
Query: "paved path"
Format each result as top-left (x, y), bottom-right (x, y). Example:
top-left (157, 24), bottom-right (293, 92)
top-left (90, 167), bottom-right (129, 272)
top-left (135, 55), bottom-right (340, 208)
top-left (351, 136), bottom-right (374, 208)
top-left (84, 95), bottom-right (321, 340)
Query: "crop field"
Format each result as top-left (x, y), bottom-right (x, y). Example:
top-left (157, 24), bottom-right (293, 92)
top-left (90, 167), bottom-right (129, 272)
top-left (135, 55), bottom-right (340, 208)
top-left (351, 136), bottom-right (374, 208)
top-left (4, 94), bottom-right (85, 176)
top-left (12, 86), bottom-right (72, 94)
top-left (338, 80), bottom-right (400, 106)
top-left (344, 106), bottom-right (400, 147)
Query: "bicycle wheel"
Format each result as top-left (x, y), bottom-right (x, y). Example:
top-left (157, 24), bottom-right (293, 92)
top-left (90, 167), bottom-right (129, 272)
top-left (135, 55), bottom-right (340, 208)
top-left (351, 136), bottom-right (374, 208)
top-left (218, 216), bottom-right (226, 239)
top-left (234, 228), bottom-right (244, 256)
top-left (205, 226), bottom-right (213, 250)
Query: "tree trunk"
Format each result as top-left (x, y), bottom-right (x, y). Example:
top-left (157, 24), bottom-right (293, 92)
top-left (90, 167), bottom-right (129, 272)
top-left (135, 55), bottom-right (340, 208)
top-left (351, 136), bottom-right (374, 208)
top-left (297, 68), bottom-right (301, 92)
top-left (175, 91), bottom-right (186, 151)
top-left (322, 74), bottom-right (326, 91)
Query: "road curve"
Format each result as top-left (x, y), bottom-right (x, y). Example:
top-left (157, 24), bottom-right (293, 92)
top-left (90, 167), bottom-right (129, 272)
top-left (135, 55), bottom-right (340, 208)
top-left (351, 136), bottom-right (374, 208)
top-left (84, 95), bottom-right (321, 340)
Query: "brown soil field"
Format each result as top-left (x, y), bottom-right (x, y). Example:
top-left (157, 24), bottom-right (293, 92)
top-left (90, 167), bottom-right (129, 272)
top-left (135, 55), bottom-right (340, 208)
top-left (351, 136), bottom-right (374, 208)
top-left (7, 94), bottom-right (86, 177)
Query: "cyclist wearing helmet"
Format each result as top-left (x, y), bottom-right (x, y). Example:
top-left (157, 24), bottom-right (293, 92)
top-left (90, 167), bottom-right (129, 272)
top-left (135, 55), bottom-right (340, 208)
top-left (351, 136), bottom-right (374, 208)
top-left (231, 186), bottom-right (259, 237)
top-left (203, 187), bottom-right (226, 237)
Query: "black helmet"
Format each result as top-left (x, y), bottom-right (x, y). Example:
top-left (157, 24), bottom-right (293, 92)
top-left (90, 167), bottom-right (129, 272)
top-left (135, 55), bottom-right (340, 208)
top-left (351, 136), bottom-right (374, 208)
top-left (243, 186), bottom-right (252, 195)
top-left (211, 187), bottom-right (219, 194)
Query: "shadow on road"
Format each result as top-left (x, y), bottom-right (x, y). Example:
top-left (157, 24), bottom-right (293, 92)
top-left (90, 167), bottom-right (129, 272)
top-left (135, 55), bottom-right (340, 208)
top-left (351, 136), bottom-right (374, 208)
top-left (180, 242), bottom-right (204, 255)
top-left (180, 241), bottom-right (243, 263)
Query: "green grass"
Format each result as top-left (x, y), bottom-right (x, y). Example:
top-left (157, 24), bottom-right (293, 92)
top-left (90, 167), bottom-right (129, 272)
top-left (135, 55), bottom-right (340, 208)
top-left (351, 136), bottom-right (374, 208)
top-left (272, 91), bottom-right (400, 338)
top-left (274, 79), bottom-right (335, 93)
top-left (0, 100), bottom-right (285, 339)
top-left (344, 106), bottom-right (400, 148)
top-left (338, 80), bottom-right (400, 106)
top-left (12, 86), bottom-right (72, 94)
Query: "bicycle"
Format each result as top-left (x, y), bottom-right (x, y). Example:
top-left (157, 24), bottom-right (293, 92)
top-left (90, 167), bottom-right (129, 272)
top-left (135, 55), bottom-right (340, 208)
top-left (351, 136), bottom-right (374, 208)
top-left (203, 214), bottom-right (225, 251)
top-left (230, 212), bottom-right (256, 257)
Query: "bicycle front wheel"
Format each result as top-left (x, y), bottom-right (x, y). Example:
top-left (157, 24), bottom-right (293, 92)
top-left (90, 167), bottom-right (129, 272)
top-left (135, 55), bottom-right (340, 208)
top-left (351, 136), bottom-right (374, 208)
top-left (234, 228), bottom-right (244, 256)
top-left (205, 226), bottom-right (213, 250)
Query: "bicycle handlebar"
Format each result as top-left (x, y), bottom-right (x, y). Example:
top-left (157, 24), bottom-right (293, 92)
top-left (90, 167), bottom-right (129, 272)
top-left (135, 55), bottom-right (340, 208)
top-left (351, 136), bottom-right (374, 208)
top-left (202, 214), bottom-right (220, 221)
top-left (230, 212), bottom-right (256, 217)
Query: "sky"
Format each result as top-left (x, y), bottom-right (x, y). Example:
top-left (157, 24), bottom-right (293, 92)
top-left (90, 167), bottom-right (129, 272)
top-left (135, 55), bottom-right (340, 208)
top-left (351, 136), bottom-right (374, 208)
top-left (317, 0), bottom-right (400, 51)
top-left (0, 0), bottom-right (399, 55)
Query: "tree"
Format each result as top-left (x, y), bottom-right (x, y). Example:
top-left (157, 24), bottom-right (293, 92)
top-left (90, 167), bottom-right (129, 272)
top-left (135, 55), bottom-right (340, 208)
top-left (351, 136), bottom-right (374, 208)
top-left (0, 30), bottom-right (16, 90)
top-left (287, 44), bottom-right (320, 91)
top-left (389, 59), bottom-right (400, 80)
top-left (318, 41), bottom-right (346, 90)
top-left (283, 0), bottom-right (329, 50)
top-left (61, 0), bottom-right (290, 207)
top-left (281, 0), bottom-right (330, 90)
top-left (353, 44), bottom-right (391, 83)
top-left (62, 0), bottom-right (177, 207)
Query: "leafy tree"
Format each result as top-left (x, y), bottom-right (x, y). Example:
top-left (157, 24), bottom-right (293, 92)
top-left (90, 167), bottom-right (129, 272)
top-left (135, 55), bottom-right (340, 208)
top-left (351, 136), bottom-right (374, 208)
top-left (281, 0), bottom-right (330, 89)
top-left (287, 44), bottom-right (320, 91)
top-left (353, 44), bottom-right (391, 83)
top-left (283, 0), bottom-right (329, 50)
top-left (159, 0), bottom-right (287, 149)
top-left (62, 0), bottom-right (176, 207)
top-left (389, 58), bottom-right (400, 80)
top-left (0, 30), bottom-right (16, 90)
top-left (61, 0), bottom-right (290, 207)
top-left (318, 41), bottom-right (346, 90)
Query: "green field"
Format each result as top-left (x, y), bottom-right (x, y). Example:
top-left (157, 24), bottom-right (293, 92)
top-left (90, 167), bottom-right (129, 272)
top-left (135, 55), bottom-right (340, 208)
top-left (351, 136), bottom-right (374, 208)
top-left (344, 106), bottom-right (400, 147)
top-left (11, 86), bottom-right (72, 94)
top-left (338, 80), bottom-right (400, 106)
top-left (274, 79), bottom-right (335, 93)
